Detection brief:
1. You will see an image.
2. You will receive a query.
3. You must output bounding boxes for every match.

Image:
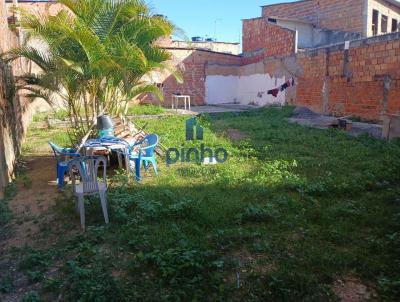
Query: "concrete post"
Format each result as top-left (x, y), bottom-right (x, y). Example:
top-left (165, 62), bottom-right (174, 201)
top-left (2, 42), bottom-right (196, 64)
top-left (377, 10), bottom-right (381, 35)
top-left (362, 0), bottom-right (369, 37)
top-left (294, 30), bottom-right (299, 54)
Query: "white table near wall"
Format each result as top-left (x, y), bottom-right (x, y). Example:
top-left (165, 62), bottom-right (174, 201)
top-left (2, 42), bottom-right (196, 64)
top-left (172, 94), bottom-right (191, 111)
top-left (83, 140), bottom-right (131, 175)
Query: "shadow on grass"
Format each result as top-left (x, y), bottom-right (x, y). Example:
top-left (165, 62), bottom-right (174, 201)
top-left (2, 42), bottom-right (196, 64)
top-left (10, 107), bottom-right (400, 301)
top-left (30, 169), bottom-right (399, 301)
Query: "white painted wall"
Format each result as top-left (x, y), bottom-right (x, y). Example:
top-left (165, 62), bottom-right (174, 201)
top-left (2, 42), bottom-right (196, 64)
top-left (276, 20), bottom-right (314, 48)
top-left (205, 75), bottom-right (238, 104)
top-left (172, 41), bottom-right (241, 55)
top-left (206, 73), bottom-right (286, 106)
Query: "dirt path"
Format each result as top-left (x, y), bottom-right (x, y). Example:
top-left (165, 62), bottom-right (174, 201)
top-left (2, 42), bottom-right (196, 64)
top-left (0, 156), bottom-right (60, 302)
top-left (3, 156), bottom-right (59, 249)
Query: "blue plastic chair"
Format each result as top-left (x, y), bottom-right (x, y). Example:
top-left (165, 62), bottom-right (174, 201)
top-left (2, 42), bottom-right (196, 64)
top-left (49, 141), bottom-right (80, 188)
top-left (129, 134), bottom-right (159, 181)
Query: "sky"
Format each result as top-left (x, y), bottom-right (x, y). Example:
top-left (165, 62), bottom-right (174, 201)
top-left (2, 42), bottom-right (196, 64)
top-left (147, 0), bottom-right (295, 43)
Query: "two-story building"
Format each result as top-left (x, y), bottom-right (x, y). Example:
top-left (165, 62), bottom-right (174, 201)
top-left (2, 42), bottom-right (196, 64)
top-left (243, 0), bottom-right (400, 61)
top-left (261, 0), bottom-right (400, 37)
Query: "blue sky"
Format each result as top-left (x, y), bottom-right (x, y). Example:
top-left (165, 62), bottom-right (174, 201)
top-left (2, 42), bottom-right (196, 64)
top-left (147, 0), bottom-right (295, 43)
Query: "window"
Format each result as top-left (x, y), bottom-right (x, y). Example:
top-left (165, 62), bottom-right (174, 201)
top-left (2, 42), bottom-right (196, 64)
top-left (372, 10), bottom-right (379, 36)
top-left (267, 18), bottom-right (277, 24)
top-left (381, 14), bottom-right (388, 33)
top-left (392, 19), bottom-right (398, 32)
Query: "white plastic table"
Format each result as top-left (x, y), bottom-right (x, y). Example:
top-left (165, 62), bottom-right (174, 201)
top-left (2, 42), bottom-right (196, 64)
top-left (172, 94), bottom-right (191, 111)
top-left (83, 140), bottom-right (131, 175)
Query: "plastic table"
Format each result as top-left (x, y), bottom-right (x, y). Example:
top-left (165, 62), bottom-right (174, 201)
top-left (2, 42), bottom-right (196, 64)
top-left (172, 94), bottom-right (191, 111)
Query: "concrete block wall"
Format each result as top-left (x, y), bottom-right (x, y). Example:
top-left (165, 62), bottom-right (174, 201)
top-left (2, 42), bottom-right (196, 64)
top-left (242, 18), bottom-right (296, 65)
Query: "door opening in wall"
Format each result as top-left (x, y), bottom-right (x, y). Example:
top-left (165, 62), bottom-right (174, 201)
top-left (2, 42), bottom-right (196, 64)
top-left (392, 19), bottom-right (398, 32)
top-left (381, 14), bottom-right (388, 33)
top-left (372, 9), bottom-right (379, 36)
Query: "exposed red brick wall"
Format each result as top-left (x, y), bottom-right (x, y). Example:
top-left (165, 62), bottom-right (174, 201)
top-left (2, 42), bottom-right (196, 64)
top-left (295, 52), bottom-right (327, 113)
top-left (262, 0), bottom-right (365, 34)
top-left (242, 18), bottom-right (296, 65)
top-left (317, 0), bottom-right (364, 34)
top-left (295, 36), bottom-right (400, 121)
top-left (148, 32), bottom-right (400, 122)
top-left (262, 0), bottom-right (318, 24)
top-left (140, 49), bottom-right (242, 106)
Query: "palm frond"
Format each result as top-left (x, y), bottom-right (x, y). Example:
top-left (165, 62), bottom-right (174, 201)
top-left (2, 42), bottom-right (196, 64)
top-left (9, 0), bottom-right (185, 144)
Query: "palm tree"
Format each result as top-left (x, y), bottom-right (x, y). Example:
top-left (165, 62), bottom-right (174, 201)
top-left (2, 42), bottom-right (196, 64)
top-left (4, 0), bottom-right (182, 143)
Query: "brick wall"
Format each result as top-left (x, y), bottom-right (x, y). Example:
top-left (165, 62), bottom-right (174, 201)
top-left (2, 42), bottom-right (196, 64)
top-left (295, 33), bottom-right (400, 120)
top-left (0, 2), bottom-right (30, 198)
top-left (295, 51), bottom-right (327, 113)
top-left (262, 0), bottom-right (318, 23)
top-left (149, 31), bottom-right (400, 122)
top-left (317, 0), bottom-right (365, 34)
top-left (140, 48), bottom-right (242, 106)
top-left (262, 0), bottom-right (365, 34)
top-left (242, 18), bottom-right (296, 65)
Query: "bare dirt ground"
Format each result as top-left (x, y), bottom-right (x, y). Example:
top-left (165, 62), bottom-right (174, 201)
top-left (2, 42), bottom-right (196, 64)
top-left (225, 128), bottom-right (248, 141)
top-left (3, 157), bottom-right (58, 247)
top-left (288, 107), bottom-right (383, 138)
top-left (0, 156), bottom-right (61, 302)
top-left (332, 277), bottom-right (378, 302)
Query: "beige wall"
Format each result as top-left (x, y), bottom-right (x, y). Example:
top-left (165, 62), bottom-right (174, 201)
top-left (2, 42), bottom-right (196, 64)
top-left (171, 41), bottom-right (240, 55)
top-left (0, 1), bottom-right (32, 197)
top-left (6, 1), bottom-right (66, 114)
top-left (6, 1), bottom-right (64, 16)
top-left (366, 0), bottom-right (400, 36)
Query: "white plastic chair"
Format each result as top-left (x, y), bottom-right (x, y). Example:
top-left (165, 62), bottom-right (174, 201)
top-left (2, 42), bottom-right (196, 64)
top-left (68, 156), bottom-right (109, 229)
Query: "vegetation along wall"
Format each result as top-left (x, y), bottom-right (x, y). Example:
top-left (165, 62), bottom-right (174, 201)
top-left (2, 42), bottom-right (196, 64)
top-left (0, 2), bottom-right (31, 198)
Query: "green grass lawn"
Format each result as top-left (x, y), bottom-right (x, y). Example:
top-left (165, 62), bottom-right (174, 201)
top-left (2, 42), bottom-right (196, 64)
top-left (127, 104), bottom-right (166, 116)
top-left (15, 107), bottom-right (400, 301)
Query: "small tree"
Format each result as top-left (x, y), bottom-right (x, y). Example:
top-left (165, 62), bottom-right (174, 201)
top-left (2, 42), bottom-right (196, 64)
top-left (5, 0), bottom-right (181, 143)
